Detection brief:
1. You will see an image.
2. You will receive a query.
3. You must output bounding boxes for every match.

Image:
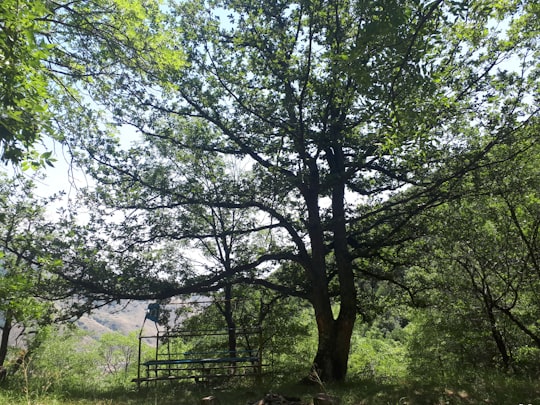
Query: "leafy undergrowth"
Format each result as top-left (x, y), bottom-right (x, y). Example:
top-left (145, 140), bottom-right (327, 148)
top-left (1, 373), bottom-right (539, 405)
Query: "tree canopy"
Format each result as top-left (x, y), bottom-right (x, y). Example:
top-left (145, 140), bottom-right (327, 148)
top-left (0, 0), bottom-right (55, 165)
top-left (15, 0), bottom-right (540, 381)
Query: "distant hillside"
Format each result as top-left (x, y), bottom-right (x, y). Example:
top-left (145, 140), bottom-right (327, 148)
top-left (76, 298), bottom-right (199, 338)
top-left (4, 299), bottom-right (197, 345)
top-left (77, 300), bottom-right (153, 337)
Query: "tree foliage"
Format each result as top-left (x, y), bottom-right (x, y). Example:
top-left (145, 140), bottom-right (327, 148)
top-left (387, 128), bottom-right (540, 377)
top-left (0, 0), bottom-right (55, 165)
top-left (0, 0), bottom-right (172, 166)
top-left (36, 0), bottom-right (540, 380)
top-left (0, 172), bottom-right (121, 378)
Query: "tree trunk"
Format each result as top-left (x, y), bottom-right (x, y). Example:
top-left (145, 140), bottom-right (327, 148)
top-left (303, 147), bottom-right (357, 382)
top-left (312, 311), bottom-right (355, 382)
top-left (484, 301), bottom-right (511, 370)
top-left (310, 254), bottom-right (356, 382)
top-left (223, 284), bottom-right (237, 357)
top-left (0, 310), bottom-right (12, 368)
top-left (310, 144), bottom-right (357, 382)
top-left (308, 210), bottom-right (357, 382)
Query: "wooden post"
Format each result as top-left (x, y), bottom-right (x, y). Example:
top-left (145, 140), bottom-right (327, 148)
top-left (136, 330), bottom-right (142, 389)
top-left (257, 325), bottom-right (263, 380)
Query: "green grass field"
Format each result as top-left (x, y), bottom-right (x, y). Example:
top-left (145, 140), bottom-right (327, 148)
top-left (1, 372), bottom-right (539, 405)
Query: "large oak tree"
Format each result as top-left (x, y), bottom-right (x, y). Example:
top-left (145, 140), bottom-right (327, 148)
top-left (54, 0), bottom-right (539, 380)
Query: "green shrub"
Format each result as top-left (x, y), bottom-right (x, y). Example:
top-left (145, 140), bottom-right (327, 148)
top-left (27, 326), bottom-right (101, 394)
top-left (348, 337), bottom-right (407, 381)
top-left (514, 345), bottom-right (540, 376)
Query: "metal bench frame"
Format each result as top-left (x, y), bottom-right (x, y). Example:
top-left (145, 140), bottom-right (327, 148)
top-left (133, 329), bottom-right (265, 387)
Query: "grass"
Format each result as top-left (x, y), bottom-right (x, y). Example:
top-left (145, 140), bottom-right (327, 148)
top-left (1, 372), bottom-right (539, 405)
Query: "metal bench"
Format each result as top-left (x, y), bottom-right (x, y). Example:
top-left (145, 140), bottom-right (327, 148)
top-left (132, 303), bottom-right (267, 387)
top-left (133, 339), bottom-right (264, 386)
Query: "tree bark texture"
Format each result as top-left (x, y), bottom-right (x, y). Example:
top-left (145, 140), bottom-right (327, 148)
top-left (0, 310), bottom-right (12, 368)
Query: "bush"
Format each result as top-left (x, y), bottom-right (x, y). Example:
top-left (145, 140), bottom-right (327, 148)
top-left (26, 326), bottom-right (102, 395)
top-left (350, 337), bottom-right (407, 381)
top-left (514, 345), bottom-right (540, 376)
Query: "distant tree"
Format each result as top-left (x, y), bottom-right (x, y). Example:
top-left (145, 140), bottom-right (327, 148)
top-left (0, 173), bottom-right (58, 372)
top-left (97, 331), bottom-right (139, 381)
top-left (403, 134), bottom-right (540, 374)
top-left (175, 158), bottom-right (271, 357)
top-left (178, 287), bottom-right (313, 370)
top-left (0, 172), bottom-right (113, 378)
top-left (52, 0), bottom-right (539, 380)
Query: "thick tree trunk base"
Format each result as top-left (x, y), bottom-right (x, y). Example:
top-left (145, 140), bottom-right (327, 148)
top-left (312, 309), bottom-right (355, 382)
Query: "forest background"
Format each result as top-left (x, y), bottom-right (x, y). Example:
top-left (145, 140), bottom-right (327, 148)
top-left (0, 0), bottom-right (539, 403)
